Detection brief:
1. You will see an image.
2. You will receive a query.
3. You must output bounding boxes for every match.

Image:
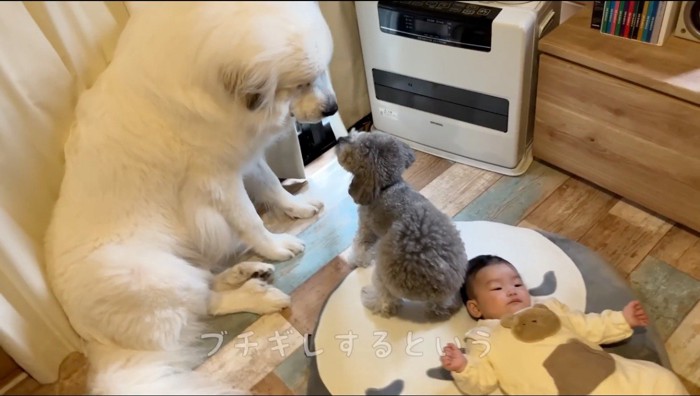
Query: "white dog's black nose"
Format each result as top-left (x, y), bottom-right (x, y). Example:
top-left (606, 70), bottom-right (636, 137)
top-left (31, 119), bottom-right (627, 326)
top-left (322, 101), bottom-right (338, 117)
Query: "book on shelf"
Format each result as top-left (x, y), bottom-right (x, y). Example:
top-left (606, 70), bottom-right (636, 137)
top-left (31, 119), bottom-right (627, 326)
top-left (593, 1), bottom-right (680, 45)
top-left (591, 1), bottom-right (605, 29)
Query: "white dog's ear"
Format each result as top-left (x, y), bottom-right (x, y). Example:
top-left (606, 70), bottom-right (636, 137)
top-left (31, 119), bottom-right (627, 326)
top-left (220, 63), bottom-right (277, 112)
top-left (349, 173), bottom-right (379, 205)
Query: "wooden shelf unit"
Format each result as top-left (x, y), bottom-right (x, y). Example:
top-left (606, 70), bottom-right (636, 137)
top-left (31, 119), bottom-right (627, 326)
top-left (533, 3), bottom-right (700, 232)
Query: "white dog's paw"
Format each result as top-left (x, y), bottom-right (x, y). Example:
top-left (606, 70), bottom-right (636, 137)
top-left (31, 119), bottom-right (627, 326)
top-left (243, 279), bottom-right (291, 315)
top-left (213, 261), bottom-right (275, 291)
top-left (255, 232), bottom-right (305, 262)
top-left (259, 287), bottom-right (292, 314)
top-left (281, 195), bottom-right (324, 220)
top-left (209, 279), bottom-right (290, 316)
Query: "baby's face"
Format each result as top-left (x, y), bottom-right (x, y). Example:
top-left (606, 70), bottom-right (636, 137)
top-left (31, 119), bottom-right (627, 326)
top-left (469, 263), bottom-right (532, 319)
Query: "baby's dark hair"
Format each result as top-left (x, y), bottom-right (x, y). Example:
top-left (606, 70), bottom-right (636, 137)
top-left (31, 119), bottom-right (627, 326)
top-left (459, 255), bottom-right (517, 304)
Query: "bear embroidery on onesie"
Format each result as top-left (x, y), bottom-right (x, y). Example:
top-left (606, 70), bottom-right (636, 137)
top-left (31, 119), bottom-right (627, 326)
top-left (501, 304), bottom-right (616, 395)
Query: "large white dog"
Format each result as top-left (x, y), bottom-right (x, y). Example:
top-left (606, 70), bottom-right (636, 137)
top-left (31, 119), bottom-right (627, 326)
top-left (44, 2), bottom-right (337, 394)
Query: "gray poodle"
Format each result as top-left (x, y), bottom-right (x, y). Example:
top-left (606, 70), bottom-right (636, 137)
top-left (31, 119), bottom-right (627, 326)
top-left (336, 130), bottom-right (468, 320)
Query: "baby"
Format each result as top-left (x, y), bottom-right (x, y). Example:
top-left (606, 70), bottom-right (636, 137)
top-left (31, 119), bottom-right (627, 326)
top-left (440, 255), bottom-right (688, 395)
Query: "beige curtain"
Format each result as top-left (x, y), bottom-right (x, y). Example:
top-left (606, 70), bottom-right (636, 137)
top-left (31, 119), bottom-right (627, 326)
top-left (0, 1), bottom-right (129, 383)
top-left (0, 0), bottom-right (367, 384)
top-left (320, 1), bottom-right (371, 128)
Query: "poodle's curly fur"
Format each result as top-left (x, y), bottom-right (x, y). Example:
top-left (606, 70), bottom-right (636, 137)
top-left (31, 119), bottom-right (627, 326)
top-left (336, 130), bottom-right (469, 320)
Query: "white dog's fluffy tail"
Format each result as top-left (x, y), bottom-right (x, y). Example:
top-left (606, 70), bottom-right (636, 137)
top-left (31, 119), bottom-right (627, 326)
top-left (87, 343), bottom-right (244, 395)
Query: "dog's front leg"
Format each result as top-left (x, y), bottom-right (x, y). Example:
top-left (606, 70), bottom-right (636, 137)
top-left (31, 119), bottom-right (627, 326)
top-left (224, 177), bottom-right (306, 262)
top-left (244, 157), bottom-right (323, 219)
top-left (361, 270), bottom-right (401, 318)
top-left (347, 207), bottom-right (378, 268)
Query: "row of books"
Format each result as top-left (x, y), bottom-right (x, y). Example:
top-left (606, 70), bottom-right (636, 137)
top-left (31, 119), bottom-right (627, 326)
top-left (590, 1), bottom-right (679, 45)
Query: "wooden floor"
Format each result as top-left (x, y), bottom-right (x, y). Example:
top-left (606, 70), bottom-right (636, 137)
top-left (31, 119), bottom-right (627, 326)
top-left (9, 146), bottom-right (700, 395)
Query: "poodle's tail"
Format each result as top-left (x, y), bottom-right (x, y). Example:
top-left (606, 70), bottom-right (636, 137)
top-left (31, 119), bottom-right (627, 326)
top-left (86, 342), bottom-right (245, 395)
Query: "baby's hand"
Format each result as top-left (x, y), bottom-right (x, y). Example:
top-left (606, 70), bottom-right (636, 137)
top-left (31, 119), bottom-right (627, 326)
top-left (623, 300), bottom-right (649, 328)
top-left (440, 343), bottom-right (467, 372)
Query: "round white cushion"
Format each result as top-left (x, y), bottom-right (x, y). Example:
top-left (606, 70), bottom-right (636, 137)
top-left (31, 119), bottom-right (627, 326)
top-left (307, 221), bottom-right (669, 395)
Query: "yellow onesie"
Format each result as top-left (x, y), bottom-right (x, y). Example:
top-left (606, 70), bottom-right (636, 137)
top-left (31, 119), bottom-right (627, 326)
top-left (452, 298), bottom-right (688, 395)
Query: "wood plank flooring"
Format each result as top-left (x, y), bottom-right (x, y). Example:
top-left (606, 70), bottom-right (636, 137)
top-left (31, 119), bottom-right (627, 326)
top-left (10, 146), bottom-right (700, 395)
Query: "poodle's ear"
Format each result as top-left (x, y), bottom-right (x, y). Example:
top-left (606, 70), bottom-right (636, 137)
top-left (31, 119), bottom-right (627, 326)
top-left (220, 62), bottom-right (278, 112)
top-left (349, 172), bottom-right (379, 205)
top-left (398, 140), bottom-right (415, 170)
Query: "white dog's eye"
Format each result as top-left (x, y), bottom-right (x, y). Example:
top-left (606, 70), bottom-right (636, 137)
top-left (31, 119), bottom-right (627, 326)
top-left (297, 82), bottom-right (312, 90)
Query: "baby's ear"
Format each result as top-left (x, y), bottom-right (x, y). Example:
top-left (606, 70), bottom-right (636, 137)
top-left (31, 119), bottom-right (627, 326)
top-left (348, 172), bottom-right (379, 205)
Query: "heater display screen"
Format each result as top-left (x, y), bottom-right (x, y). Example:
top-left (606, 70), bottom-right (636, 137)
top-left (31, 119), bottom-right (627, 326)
top-left (377, 1), bottom-right (500, 52)
top-left (414, 19), bottom-right (449, 37)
